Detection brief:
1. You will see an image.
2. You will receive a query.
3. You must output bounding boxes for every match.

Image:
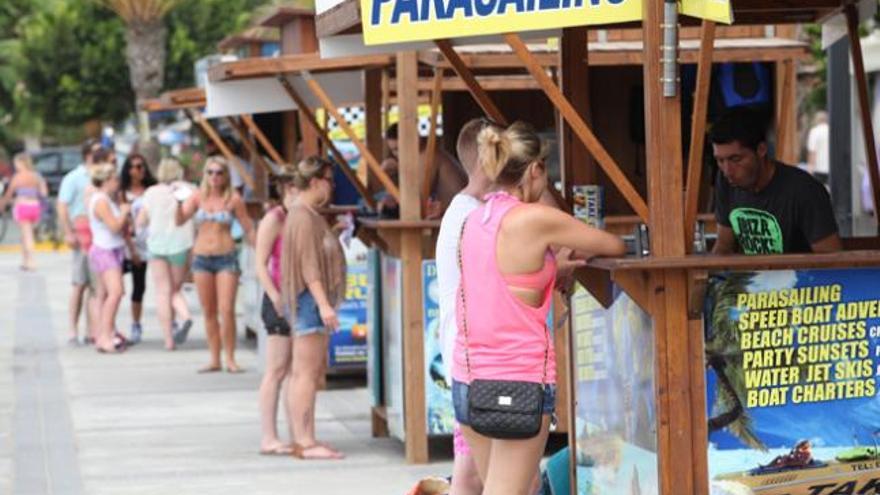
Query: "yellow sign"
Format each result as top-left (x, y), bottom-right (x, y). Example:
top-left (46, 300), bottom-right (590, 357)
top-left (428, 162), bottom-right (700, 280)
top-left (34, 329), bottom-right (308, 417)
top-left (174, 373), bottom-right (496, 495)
top-left (361, 0), bottom-right (641, 45)
top-left (680, 0), bottom-right (732, 24)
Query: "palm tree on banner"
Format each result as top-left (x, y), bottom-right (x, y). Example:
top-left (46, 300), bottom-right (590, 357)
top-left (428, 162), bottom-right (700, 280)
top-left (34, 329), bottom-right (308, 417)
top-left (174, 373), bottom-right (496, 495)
top-left (705, 271), bottom-right (768, 451)
top-left (95, 0), bottom-right (180, 142)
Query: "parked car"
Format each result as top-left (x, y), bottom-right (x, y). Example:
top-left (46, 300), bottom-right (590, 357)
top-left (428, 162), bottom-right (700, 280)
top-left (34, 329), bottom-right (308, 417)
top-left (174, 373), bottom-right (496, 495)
top-left (32, 147), bottom-right (81, 197)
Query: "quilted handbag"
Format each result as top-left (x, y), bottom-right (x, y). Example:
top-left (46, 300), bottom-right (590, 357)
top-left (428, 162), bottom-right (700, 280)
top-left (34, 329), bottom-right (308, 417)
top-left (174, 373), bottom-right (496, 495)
top-left (457, 220), bottom-right (547, 440)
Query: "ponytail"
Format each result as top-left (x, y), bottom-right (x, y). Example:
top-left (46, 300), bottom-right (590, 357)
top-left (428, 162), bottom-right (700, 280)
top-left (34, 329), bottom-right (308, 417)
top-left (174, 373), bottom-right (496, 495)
top-left (476, 121), bottom-right (546, 187)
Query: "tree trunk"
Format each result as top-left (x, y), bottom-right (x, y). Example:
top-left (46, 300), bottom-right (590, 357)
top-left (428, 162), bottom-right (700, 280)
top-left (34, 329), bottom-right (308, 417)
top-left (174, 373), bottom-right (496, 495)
top-left (707, 354), bottom-right (744, 432)
top-left (125, 17), bottom-right (166, 143)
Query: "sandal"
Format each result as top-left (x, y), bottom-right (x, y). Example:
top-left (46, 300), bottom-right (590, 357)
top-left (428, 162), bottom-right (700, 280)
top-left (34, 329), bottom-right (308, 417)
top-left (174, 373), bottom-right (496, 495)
top-left (259, 444), bottom-right (294, 456)
top-left (197, 365), bottom-right (222, 374)
top-left (226, 364), bottom-right (245, 374)
top-left (291, 443), bottom-right (345, 460)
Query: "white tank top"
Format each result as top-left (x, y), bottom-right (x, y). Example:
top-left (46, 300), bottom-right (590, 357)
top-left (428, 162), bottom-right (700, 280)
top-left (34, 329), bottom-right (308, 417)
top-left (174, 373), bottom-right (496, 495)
top-left (88, 192), bottom-right (125, 250)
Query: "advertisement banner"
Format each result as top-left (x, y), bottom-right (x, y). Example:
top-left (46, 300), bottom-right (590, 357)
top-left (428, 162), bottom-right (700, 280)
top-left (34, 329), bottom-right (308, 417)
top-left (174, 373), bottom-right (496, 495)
top-left (361, 0), bottom-right (641, 45)
top-left (329, 261), bottom-right (369, 368)
top-left (422, 260), bottom-right (455, 436)
top-left (705, 268), bottom-right (880, 495)
top-left (571, 284), bottom-right (658, 495)
top-left (680, 0), bottom-right (732, 24)
top-left (359, 0), bottom-right (733, 45)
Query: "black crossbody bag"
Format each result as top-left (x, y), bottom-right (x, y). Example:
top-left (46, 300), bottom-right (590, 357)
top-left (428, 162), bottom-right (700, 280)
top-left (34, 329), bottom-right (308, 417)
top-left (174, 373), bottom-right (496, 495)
top-left (457, 220), bottom-right (548, 440)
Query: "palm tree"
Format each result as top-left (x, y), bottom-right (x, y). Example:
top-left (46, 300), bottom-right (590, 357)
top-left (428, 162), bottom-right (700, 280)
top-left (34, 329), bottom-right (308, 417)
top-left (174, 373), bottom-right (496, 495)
top-left (705, 271), bottom-right (768, 451)
top-left (95, 0), bottom-right (181, 141)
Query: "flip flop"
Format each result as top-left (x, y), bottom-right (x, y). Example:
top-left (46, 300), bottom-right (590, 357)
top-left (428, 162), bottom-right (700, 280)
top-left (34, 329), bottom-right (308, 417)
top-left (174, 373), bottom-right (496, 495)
top-left (226, 365), bottom-right (245, 374)
top-left (291, 443), bottom-right (345, 460)
top-left (197, 365), bottom-right (222, 374)
top-left (259, 445), bottom-right (294, 456)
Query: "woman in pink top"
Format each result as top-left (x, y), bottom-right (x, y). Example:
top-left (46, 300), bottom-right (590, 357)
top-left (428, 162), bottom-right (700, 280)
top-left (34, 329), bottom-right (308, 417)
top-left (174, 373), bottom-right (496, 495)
top-left (254, 166), bottom-right (297, 456)
top-left (0, 153), bottom-right (48, 271)
top-left (454, 122), bottom-right (625, 494)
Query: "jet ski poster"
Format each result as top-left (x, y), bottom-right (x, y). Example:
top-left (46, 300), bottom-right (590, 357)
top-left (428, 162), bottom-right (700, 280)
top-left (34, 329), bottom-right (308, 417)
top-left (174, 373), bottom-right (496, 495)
top-left (705, 268), bottom-right (880, 495)
top-left (423, 260), bottom-right (455, 436)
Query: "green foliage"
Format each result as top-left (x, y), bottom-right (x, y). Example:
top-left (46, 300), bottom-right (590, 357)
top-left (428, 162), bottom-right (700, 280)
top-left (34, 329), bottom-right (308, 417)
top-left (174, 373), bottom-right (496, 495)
top-left (163, 0), bottom-right (270, 90)
top-left (803, 24), bottom-right (827, 117)
top-left (13, 1), bottom-right (132, 128)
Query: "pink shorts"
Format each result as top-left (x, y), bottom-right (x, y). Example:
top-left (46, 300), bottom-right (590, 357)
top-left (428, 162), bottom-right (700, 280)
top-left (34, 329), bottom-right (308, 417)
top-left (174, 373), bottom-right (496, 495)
top-left (13, 202), bottom-right (40, 223)
top-left (89, 246), bottom-right (125, 273)
top-left (453, 423), bottom-right (472, 457)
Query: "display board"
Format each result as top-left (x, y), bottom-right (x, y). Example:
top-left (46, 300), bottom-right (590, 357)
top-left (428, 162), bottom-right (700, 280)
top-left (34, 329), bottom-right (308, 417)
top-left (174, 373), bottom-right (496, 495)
top-left (422, 260), bottom-right (455, 436)
top-left (382, 255), bottom-right (406, 440)
top-left (570, 284), bottom-right (658, 495)
top-left (705, 268), bottom-right (880, 495)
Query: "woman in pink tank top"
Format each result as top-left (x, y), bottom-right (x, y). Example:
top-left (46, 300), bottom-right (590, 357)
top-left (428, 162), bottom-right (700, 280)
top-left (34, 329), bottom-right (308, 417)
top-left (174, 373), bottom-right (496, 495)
top-left (455, 121), bottom-right (625, 494)
top-left (254, 166), bottom-right (297, 456)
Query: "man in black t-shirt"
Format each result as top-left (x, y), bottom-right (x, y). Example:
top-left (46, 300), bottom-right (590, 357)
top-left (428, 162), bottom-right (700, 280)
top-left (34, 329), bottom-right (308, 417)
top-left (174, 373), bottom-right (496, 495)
top-left (710, 108), bottom-right (841, 255)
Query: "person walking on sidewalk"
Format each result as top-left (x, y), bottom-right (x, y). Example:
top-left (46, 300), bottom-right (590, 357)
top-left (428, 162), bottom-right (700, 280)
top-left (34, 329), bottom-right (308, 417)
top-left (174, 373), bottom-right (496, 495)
top-left (254, 165), bottom-right (297, 456)
top-left (280, 157), bottom-right (346, 460)
top-left (120, 153), bottom-right (156, 344)
top-left (453, 122), bottom-right (625, 494)
top-left (88, 163), bottom-right (131, 353)
top-left (177, 156), bottom-right (254, 372)
top-left (137, 158), bottom-right (194, 350)
top-left (0, 153), bottom-right (48, 271)
top-left (57, 140), bottom-right (102, 344)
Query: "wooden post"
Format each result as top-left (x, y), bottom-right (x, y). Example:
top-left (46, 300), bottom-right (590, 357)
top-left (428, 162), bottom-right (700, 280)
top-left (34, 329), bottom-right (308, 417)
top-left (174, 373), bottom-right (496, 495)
top-left (435, 39), bottom-right (509, 126)
top-left (642, 2), bottom-right (704, 495)
top-left (421, 68), bottom-right (444, 211)
top-left (397, 51), bottom-right (429, 464)
top-left (276, 77), bottom-right (377, 210)
top-left (505, 33), bottom-right (649, 222)
top-left (685, 21), bottom-right (716, 252)
top-left (846, 4), bottom-right (880, 232)
top-left (560, 26), bottom-right (594, 206)
top-left (365, 68), bottom-right (384, 192)
top-left (187, 109), bottom-right (255, 190)
top-left (774, 59), bottom-right (797, 164)
top-left (301, 73), bottom-right (402, 203)
top-left (241, 114), bottom-right (285, 166)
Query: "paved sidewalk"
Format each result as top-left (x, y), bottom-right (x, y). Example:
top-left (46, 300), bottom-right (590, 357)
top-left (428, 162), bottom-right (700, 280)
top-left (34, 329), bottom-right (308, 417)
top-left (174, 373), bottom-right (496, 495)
top-left (1, 251), bottom-right (451, 495)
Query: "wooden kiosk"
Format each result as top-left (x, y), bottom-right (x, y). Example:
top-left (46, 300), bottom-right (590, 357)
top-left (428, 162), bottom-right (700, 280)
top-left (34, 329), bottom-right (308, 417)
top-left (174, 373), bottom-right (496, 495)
top-left (314, 0), bottom-right (880, 493)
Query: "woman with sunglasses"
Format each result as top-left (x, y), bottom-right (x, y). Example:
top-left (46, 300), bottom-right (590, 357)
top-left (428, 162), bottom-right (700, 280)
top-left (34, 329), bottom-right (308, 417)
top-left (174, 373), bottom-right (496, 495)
top-left (280, 157), bottom-right (346, 460)
top-left (177, 156), bottom-right (254, 373)
top-left (120, 154), bottom-right (157, 344)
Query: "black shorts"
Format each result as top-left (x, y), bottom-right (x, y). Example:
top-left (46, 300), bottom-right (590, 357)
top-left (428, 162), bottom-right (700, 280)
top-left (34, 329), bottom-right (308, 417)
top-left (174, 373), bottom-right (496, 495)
top-left (261, 293), bottom-right (291, 337)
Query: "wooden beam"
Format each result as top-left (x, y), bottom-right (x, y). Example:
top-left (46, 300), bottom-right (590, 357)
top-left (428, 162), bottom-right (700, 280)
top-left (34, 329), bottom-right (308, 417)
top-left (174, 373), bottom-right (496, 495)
top-left (398, 51), bottom-right (429, 464)
top-left (685, 21), bottom-right (716, 253)
top-left (774, 59), bottom-right (797, 164)
top-left (505, 33), bottom-right (649, 222)
top-left (241, 114), bottom-right (285, 166)
top-left (434, 39), bottom-right (508, 126)
top-left (226, 117), bottom-right (274, 175)
top-left (560, 26), bottom-right (593, 208)
top-left (276, 77), bottom-right (377, 210)
top-left (365, 68), bottom-right (384, 192)
top-left (187, 109), bottom-right (254, 190)
top-left (300, 72), bottom-right (402, 204)
top-left (208, 53), bottom-right (393, 82)
top-left (847, 4), bottom-right (880, 234)
top-left (227, 117), bottom-right (273, 200)
top-left (642, 1), bottom-right (702, 494)
top-left (421, 68), bottom-right (444, 211)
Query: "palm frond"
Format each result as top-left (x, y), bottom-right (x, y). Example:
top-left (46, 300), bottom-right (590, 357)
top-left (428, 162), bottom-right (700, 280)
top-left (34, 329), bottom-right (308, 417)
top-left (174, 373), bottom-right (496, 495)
top-left (94, 0), bottom-right (182, 22)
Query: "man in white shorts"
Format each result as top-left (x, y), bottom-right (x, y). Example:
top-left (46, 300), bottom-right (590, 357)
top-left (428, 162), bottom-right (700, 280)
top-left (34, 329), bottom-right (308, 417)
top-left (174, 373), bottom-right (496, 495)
top-left (436, 118), bottom-right (498, 494)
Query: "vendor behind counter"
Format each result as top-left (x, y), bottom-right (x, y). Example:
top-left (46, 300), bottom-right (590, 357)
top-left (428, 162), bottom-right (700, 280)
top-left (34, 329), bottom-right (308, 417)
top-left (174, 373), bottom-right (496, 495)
top-left (710, 107), bottom-right (843, 255)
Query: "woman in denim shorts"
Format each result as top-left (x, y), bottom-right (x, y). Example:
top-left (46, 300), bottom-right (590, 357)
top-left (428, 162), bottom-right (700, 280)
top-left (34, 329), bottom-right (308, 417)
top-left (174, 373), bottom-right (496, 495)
top-left (279, 157), bottom-right (346, 460)
top-left (254, 165), bottom-right (297, 455)
top-left (177, 156), bottom-right (254, 373)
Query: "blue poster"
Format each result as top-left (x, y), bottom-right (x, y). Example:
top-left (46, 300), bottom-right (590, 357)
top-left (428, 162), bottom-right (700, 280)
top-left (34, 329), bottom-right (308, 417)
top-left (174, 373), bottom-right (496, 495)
top-left (571, 284), bottom-right (658, 495)
top-left (423, 260), bottom-right (454, 436)
top-left (328, 259), bottom-right (369, 369)
top-left (706, 268), bottom-right (880, 495)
